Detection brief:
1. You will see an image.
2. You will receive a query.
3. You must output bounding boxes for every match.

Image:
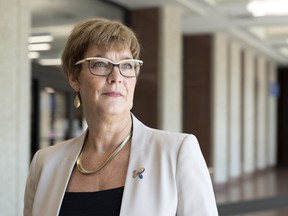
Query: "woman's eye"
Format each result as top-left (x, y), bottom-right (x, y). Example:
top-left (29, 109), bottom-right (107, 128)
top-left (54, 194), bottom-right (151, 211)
top-left (95, 61), bottom-right (107, 67)
top-left (122, 63), bottom-right (133, 70)
top-left (90, 60), bottom-right (107, 68)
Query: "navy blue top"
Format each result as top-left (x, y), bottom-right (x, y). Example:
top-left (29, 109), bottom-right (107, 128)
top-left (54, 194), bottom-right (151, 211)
top-left (59, 186), bottom-right (124, 216)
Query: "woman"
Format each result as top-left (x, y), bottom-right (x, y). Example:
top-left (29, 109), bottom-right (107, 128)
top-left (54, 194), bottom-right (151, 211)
top-left (24, 17), bottom-right (218, 216)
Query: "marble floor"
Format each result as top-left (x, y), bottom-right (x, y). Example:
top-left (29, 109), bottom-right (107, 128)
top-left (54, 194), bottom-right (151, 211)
top-left (214, 167), bottom-right (288, 216)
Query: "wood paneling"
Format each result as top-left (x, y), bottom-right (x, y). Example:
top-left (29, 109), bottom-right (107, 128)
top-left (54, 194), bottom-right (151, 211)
top-left (129, 8), bottom-right (159, 128)
top-left (183, 35), bottom-right (213, 165)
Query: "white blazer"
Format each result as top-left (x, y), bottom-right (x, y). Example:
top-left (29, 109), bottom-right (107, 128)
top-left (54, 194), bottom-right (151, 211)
top-left (24, 114), bottom-right (218, 216)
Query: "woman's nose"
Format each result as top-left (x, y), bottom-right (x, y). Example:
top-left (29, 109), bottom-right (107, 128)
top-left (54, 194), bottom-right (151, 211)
top-left (107, 65), bottom-right (123, 83)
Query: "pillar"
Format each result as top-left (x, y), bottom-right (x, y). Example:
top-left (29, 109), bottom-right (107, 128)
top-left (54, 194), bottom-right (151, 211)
top-left (256, 56), bottom-right (268, 170)
top-left (228, 41), bottom-right (242, 178)
top-left (212, 32), bottom-right (229, 183)
top-left (267, 62), bottom-right (278, 167)
top-left (158, 5), bottom-right (183, 132)
top-left (0, 0), bottom-right (31, 215)
top-left (131, 5), bottom-right (182, 132)
top-left (243, 49), bottom-right (256, 174)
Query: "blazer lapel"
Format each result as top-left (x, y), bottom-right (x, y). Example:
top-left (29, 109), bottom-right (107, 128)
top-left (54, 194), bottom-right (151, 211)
top-left (51, 131), bottom-right (87, 215)
top-left (120, 115), bottom-right (147, 215)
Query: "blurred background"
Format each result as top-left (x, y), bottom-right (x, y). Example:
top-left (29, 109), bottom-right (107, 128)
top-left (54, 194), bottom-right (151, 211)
top-left (1, 0), bottom-right (288, 215)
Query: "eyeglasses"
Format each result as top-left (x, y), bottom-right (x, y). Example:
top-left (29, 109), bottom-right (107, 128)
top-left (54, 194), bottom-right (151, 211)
top-left (75, 57), bottom-right (143, 78)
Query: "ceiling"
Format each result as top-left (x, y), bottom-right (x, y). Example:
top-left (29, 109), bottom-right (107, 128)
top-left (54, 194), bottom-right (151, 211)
top-left (30, 0), bottom-right (125, 65)
top-left (31, 0), bottom-right (288, 66)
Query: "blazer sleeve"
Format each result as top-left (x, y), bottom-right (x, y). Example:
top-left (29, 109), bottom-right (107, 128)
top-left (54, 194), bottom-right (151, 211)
top-left (176, 135), bottom-right (218, 216)
top-left (24, 150), bottom-right (40, 216)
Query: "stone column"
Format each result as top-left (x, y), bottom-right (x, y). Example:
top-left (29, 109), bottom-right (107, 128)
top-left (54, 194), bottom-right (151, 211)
top-left (0, 0), bottom-right (31, 215)
top-left (228, 41), bottom-right (242, 179)
top-left (158, 5), bottom-right (183, 132)
top-left (256, 56), bottom-right (268, 170)
top-left (243, 49), bottom-right (256, 174)
top-left (212, 32), bottom-right (229, 183)
top-left (267, 62), bottom-right (278, 167)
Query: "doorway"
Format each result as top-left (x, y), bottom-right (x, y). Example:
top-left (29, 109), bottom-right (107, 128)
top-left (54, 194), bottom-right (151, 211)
top-left (30, 63), bottom-right (85, 160)
top-left (277, 67), bottom-right (288, 167)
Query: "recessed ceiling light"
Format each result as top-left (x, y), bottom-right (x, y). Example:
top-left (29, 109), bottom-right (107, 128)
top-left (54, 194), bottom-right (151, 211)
top-left (29, 35), bottom-right (54, 43)
top-left (38, 58), bottom-right (61, 66)
top-left (28, 43), bottom-right (51, 51)
top-left (28, 52), bottom-right (40, 59)
top-left (247, 0), bottom-right (288, 17)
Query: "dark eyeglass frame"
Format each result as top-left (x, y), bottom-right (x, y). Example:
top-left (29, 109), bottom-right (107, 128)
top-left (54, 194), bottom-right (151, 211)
top-left (75, 57), bottom-right (143, 78)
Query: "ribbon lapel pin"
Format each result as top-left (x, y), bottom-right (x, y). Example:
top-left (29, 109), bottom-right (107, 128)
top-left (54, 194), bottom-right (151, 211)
top-left (133, 167), bottom-right (145, 179)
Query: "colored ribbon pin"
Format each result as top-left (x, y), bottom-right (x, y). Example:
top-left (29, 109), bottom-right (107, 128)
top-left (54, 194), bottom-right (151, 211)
top-left (133, 167), bottom-right (145, 179)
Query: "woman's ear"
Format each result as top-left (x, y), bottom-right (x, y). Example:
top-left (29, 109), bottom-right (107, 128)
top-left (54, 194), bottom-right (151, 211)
top-left (68, 72), bottom-right (80, 92)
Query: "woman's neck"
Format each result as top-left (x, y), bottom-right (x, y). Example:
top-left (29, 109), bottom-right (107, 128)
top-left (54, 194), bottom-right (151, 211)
top-left (84, 113), bottom-right (132, 153)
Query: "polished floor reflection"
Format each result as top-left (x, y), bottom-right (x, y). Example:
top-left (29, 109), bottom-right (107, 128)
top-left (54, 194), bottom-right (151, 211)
top-left (241, 208), bottom-right (288, 216)
top-left (214, 167), bottom-right (288, 215)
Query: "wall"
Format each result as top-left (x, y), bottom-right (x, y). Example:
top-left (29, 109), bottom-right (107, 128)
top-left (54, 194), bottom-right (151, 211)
top-left (183, 35), bottom-right (213, 166)
top-left (0, 0), bottom-right (30, 214)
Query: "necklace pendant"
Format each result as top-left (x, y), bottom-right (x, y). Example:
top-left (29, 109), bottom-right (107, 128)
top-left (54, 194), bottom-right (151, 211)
top-left (76, 131), bottom-right (132, 175)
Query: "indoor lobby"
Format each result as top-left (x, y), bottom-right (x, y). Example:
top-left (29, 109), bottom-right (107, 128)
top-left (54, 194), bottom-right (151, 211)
top-left (1, 0), bottom-right (288, 215)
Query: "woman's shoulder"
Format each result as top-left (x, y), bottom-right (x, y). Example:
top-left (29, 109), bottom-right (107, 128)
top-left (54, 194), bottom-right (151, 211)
top-left (132, 114), bottom-right (196, 143)
top-left (132, 114), bottom-right (198, 149)
top-left (146, 127), bottom-right (197, 147)
top-left (38, 136), bottom-right (79, 153)
top-left (33, 132), bottom-right (86, 164)
top-left (148, 127), bottom-right (190, 138)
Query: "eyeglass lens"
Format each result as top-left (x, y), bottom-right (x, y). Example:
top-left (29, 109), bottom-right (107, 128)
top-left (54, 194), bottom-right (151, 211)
top-left (88, 59), bottom-right (141, 77)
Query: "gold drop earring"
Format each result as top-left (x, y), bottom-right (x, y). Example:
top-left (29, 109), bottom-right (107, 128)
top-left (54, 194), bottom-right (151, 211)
top-left (74, 92), bottom-right (81, 108)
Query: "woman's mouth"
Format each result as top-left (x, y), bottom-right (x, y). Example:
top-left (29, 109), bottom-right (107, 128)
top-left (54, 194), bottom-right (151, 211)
top-left (103, 91), bottom-right (122, 97)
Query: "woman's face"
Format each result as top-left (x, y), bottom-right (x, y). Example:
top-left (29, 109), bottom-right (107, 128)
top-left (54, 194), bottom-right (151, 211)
top-left (69, 44), bottom-right (137, 117)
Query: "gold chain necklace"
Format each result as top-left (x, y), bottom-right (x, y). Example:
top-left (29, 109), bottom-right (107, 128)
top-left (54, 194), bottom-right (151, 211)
top-left (76, 130), bottom-right (132, 175)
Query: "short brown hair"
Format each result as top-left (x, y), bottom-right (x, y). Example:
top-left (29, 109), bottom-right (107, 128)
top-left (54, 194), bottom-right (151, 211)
top-left (61, 17), bottom-right (141, 80)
